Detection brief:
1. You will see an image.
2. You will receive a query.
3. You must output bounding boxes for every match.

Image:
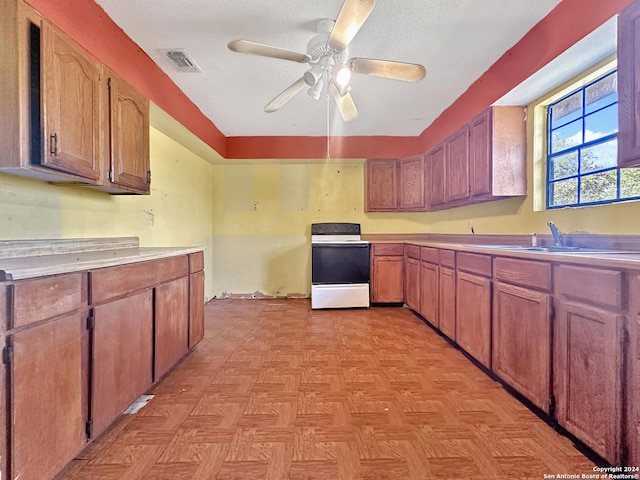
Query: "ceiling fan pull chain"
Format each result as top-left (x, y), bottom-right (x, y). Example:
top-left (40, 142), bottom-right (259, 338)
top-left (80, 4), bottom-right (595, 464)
top-left (326, 70), bottom-right (331, 162)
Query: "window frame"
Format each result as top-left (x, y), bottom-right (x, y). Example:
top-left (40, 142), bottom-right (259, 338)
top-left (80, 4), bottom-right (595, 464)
top-left (545, 69), bottom-right (639, 209)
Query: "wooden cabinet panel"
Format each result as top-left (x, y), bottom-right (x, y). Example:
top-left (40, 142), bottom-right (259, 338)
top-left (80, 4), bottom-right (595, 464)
top-left (405, 245), bottom-right (420, 260)
top-left (493, 282), bottom-right (551, 411)
top-left (493, 257), bottom-right (551, 292)
top-left (189, 270), bottom-right (205, 349)
top-left (420, 261), bottom-right (439, 326)
top-left (90, 256), bottom-right (188, 304)
top-left (108, 75), bottom-right (150, 193)
top-left (439, 249), bottom-right (456, 269)
top-left (469, 108), bottom-right (492, 197)
top-left (420, 247), bottom-right (439, 264)
top-left (554, 301), bottom-right (623, 463)
top-left (365, 159), bottom-right (397, 211)
top-left (10, 313), bottom-right (85, 480)
top-left (457, 252), bottom-right (491, 277)
top-left (371, 255), bottom-right (404, 303)
top-left (155, 277), bottom-right (189, 380)
top-left (398, 155), bottom-right (425, 210)
top-left (372, 243), bottom-right (404, 256)
top-left (629, 273), bottom-right (640, 465)
top-left (92, 290), bottom-right (153, 438)
top-left (11, 273), bottom-right (82, 328)
top-left (555, 264), bottom-right (622, 309)
top-left (405, 257), bottom-right (420, 311)
top-left (189, 251), bottom-right (205, 273)
top-left (427, 142), bottom-right (446, 207)
top-left (42, 23), bottom-right (101, 180)
top-left (446, 125), bottom-right (470, 202)
top-left (618, 0), bottom-right (640, 167)
top-left (456, 271), bottom-right (491, 367)
top-left (439, 267), bottom-right (456, 339)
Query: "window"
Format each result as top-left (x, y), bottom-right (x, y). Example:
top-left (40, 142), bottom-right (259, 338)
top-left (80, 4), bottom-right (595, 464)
top-left (546, 70), bottom-right (640, 208)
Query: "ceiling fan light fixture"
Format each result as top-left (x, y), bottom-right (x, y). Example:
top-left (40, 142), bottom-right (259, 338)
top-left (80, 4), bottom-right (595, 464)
top-left (307, 77), bottom-right (325, 100)
top-left (334, 65), bottom-right (352, 94)
top-left (303, 64), bottom-right (324, 86)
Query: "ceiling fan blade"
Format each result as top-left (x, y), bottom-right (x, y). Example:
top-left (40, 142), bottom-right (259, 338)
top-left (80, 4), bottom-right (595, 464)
top-left (328, 0), bottom-right (375, 52)
top-left (350, 58), bottom-right (426, 82)
top-left (264, 78), bottom-right (307, 113)
top-left (228, 40), bottom-right (311, 63)
top-left (331, 85), bottom-right (358, 122)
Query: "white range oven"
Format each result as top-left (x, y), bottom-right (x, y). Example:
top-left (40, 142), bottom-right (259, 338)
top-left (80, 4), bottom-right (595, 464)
top-left (311, 222), bottom-right (370, 309)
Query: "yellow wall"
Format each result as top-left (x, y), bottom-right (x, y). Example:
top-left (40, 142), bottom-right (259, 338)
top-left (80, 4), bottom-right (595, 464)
top-left (0, 127), bottom-right (216, 299)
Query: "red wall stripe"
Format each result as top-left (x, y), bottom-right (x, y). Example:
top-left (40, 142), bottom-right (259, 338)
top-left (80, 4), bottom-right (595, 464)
top-left (24, 0), bottom-right (633, 160)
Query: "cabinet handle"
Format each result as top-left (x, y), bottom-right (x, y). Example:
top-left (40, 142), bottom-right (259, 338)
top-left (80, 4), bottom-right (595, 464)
top-left (50, 133), bottom-right (58, 156)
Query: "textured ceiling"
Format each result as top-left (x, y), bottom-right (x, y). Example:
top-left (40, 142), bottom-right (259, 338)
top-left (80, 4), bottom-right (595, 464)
top-left (94, 0), bottom-right (567, 137)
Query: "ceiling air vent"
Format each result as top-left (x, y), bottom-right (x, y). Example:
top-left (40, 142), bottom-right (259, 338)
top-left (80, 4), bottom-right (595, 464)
top-left (160, 49), bottom-right (201, 72)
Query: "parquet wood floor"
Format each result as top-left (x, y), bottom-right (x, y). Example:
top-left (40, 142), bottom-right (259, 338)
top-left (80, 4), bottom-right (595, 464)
top-left (55, 299), bottom-right (595, 480)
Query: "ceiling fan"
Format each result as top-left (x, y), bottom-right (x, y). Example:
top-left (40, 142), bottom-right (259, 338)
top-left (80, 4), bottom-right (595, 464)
top-left (227, 0), bottom-right (426, 122)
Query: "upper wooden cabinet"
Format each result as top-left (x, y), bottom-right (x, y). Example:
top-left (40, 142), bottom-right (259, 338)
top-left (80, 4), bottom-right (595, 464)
top-left (426, 106), bottom-right (526, 210)
top-left (365, 155), bottom-right (426, 212)
top-left (0, 1), bottom-right (150, 194)
top-left (104, 74), bottom-right (150, 194)
top-left (618, 0), bottom-right (640, 167)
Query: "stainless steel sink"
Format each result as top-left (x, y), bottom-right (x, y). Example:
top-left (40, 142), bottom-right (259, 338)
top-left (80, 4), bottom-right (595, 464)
top-left (463, 245), bottom-right (634, 254)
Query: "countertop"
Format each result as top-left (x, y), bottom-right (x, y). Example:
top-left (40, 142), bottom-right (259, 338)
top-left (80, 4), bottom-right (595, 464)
top-left (0, 238), bottom-right (204, 281)
top-left (368, 239), bottom-right (640, 270)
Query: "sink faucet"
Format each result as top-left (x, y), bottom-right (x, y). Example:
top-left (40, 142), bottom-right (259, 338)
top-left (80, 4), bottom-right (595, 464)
top-left (547, 221), bottom-right (564, 246)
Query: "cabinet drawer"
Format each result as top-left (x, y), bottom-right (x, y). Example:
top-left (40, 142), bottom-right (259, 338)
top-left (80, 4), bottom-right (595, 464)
top-left (420, 247), bottom-right (439, 264)
top-left (372, 243), bottom-right (404, 256)
top-left (554, 264), bottom-right (623, 309)
top-left (494, 257), bottom-right (551, 292)
top-left (11, 273), bottom-right (83, 328)
top-left (457, 252), bottom-right (491, 277)
top-left (405, 245), bottom-right (421, 260)
top-left (188, 251), bottom-right (204, 273)
top-left (90, 256), bottom-right (189, 304)
top-left (439, 249), bottom-right (456, 268)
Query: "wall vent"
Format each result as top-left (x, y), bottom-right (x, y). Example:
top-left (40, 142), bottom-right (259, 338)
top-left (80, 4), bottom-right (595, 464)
top-left (160, 48), bottom-right (202, 72)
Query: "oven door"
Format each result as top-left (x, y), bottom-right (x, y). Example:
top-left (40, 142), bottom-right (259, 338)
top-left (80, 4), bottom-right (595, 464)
top-left (311, 243), bottom-right (370, 284)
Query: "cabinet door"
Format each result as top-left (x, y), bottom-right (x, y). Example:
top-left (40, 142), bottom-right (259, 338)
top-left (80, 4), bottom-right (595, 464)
top-left (398, 155), bottom-right (425, 210)
top-left (554, 301), bottom-right (623, 463)
top-left (469, 109), bottom-right (492, 197)
top-left (419, 261), bottom-right (439, 327)
top-left (10, 313), bottom-right (85, 480)
top-left (405, 257), bottom-right (420, 311)
top-left (492, 282), bottom-right (551, 411)
top-left (365, 159), bottom-right (397, 211)
top-left (371, 256), bottom-right (404, 303)
top-left (439, 267), bottom-right (456, 339)
top-left (92, 290), bottom-right (153, 438)
top-left (155, 277), bottom-right (189, 380)
top-left (108, 75), bottom-right (150, 192)
top-left (427, 142), bottom-right (446, 207)
top-left (42, 24), bottom-right (101, 180)
top-left (629, 273), bottom-right (640, 466)
top-left (456, 271), bottom-right (491, 367)
top-left (446, 125), bottom-right (470, 202)
top-left (189, 270), bottom-right (205, 349)
top-left (618, 0), bottom-right (640, 167)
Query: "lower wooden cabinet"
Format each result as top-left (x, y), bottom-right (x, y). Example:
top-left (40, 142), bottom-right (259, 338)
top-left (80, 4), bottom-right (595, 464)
top-left (370, 244), bottom-right (404, 303)
top-left (554, 264), bottom-right (625, 464)
top-left (189, 270), bottom-right (205, 349)
top-left (629, 273), bottom-right (640, 466)
top-left (438, 266), bottom-right (456, 339)
top-left (456, 271), bottom-right (491, 367)
top-left (155, 277), bottom-right (189, 380)
top-left (419, 260), bottom-right (439, 326)
top-left (492, 282), bottom-right (551, 411)
top-left (405, 256), bottom-right (421, 311)
top-left (91, 290), bottom-right (153, 438)
top-left (10, 313), bottom-right (85, 480)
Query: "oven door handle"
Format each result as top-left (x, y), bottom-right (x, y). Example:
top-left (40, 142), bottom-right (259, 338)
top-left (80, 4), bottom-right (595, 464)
top-left (312, 244), bottom-right (369, 248)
